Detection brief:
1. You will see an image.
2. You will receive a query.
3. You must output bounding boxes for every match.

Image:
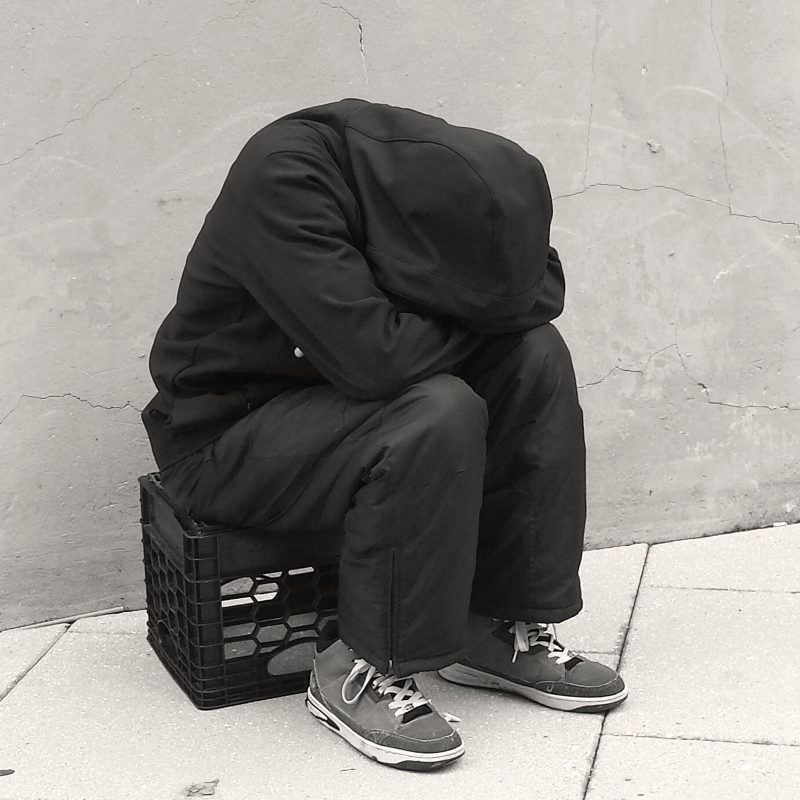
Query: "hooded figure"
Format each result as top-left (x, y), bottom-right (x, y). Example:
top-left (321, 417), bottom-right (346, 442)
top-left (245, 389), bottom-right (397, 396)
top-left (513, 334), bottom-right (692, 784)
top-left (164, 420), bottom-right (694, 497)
top-left (143, 98), bottom-right (564, 469)
top-left (330, 100), bottom-right (558, 327)
top-left (142, 100), bottom-right (625, 772)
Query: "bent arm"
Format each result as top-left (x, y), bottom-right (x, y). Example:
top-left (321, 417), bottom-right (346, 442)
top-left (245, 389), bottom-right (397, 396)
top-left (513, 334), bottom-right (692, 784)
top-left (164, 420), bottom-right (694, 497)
top-left (461, 246), bottom-right (566, 334)
top-left (242, 151), bottom-right (484, 399)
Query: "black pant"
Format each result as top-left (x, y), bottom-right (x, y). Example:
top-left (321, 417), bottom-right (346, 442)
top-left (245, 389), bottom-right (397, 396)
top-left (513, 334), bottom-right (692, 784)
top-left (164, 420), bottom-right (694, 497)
top-left (160, 323), bottom-right (586, 676)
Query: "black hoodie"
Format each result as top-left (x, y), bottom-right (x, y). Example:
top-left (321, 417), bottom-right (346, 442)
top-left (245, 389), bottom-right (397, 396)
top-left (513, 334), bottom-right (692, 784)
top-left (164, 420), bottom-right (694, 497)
top-left (143, 99), bottom-right (565, 469)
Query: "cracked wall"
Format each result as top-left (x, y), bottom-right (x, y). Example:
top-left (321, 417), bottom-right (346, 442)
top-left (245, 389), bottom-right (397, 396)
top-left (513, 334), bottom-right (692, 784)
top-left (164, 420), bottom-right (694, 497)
top-left (1, 0), bottom-right (798, 627)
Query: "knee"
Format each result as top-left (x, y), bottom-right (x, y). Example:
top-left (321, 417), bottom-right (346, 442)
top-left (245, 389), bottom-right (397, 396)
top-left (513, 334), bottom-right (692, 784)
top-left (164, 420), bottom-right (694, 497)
top-left (515, 324), bottom-right (578, 398)
top-left (394, 373), bottom-right (488, 448)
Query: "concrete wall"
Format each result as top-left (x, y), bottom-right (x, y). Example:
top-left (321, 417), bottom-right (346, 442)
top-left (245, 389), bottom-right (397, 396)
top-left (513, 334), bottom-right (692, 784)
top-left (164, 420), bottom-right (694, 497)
top-left (2, 0), bottom-right (797, 628)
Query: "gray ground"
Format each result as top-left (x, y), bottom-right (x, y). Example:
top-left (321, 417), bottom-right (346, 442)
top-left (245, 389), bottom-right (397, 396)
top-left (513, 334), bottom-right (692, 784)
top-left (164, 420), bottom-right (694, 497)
top-left (1, 524), bottom-right (798, 799)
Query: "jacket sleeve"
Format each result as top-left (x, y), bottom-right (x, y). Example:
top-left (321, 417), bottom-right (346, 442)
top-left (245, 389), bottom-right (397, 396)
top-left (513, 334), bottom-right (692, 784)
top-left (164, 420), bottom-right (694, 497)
top-left (241, 150), bottom-right (485, 400)
top-left (460, 246), bottom-right (566, 334)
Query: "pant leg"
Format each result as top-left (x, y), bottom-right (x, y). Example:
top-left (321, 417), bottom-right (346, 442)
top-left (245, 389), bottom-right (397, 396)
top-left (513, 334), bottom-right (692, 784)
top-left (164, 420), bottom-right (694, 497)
top-left (159, 374), bottom-right (488, 676)
top-left (455, 323), bottom-right (586, 623)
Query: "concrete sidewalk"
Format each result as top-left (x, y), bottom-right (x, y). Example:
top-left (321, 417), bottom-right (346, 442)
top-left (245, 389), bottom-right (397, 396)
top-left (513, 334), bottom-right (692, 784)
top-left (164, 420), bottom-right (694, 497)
top-left (1, 524), bottom-right (798, 799)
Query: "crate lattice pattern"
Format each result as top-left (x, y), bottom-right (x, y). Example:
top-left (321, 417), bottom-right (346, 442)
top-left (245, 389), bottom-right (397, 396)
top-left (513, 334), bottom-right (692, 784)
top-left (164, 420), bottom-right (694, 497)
top-left (143, 523), bottom-right (338, 708)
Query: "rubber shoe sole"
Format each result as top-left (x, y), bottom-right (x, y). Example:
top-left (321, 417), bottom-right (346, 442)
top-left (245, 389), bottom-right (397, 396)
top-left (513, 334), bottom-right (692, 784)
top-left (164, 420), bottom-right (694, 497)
top-left (305, 688), bottom-right (465, 771)
top-left (438, 662), bottom-right (628, 713)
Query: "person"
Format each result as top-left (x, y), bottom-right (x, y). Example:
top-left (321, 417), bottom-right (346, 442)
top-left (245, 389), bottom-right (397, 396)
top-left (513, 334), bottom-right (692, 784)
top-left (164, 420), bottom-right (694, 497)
top-left (141, 98), bottom-right (627, 771)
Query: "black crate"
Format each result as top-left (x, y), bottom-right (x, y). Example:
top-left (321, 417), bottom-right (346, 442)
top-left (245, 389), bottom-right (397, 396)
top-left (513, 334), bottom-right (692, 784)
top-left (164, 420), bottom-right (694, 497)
top-left (139, 473), bottom-right (343, 709)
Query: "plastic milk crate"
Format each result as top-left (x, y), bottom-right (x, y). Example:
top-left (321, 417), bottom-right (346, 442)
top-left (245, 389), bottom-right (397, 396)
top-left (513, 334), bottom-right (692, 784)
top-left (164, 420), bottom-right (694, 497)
top-left (139, 473), bottom-right (343, 709)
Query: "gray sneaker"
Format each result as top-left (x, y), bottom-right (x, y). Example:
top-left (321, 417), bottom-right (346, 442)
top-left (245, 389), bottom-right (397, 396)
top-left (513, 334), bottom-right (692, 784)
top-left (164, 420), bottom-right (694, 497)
top-left (306, 627), bottom-right (464, 770)
top-left (439, 621), bottom-right (628, 712)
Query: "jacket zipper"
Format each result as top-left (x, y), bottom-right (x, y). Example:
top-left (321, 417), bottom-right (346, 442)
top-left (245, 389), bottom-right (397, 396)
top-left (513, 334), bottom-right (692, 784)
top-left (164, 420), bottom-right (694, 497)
top-left (241, 384), bottom-right (254, 413)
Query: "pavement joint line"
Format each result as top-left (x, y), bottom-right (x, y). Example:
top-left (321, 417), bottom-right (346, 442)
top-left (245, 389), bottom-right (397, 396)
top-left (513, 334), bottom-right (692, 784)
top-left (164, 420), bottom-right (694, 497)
top-left (580, 725), bottom-right (606, 800)
top-left (13, 606), bottom-right (126, 630)
top-left (579, 542), bottom-right (652, 799)
top-left (585, 521), bottom-right (798, 552)
top-left (0, 626), bottom-right (69, 705)
top-left (3, 608), bottom-right (131, 634)
top-left (642, 585), bottom-right (800, 595)
top-left (615, 544), bottom-right (653, 678)
top-left (603, 732), bottom-right (800, 748)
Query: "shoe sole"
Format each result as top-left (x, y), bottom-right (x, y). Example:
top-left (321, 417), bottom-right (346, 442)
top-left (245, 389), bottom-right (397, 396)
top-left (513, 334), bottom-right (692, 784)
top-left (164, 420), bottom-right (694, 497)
top-left (305, 688), bottom-right (465, 771)
top-left (438, 663), bottom-right (628, 713)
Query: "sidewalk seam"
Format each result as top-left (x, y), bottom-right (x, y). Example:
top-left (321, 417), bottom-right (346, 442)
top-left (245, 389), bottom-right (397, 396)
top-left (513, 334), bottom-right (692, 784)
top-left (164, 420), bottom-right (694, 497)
top-left (585, 522), bottom-right (799, 552)
top-left (604, 732), bottom-right (800, 748)
top-left (580, 542), bottom-right (652, 799)
top-left (643, 584), bottom-right (800, 595)
top-left (0, 627), bottom-right (70, 705)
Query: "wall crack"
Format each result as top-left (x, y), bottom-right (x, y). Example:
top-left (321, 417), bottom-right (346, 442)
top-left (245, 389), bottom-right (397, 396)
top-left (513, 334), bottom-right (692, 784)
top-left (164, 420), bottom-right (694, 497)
top-left (578, 366), bottom-right (642, 389)
top-left (1, 1), bottom-right (258, 168)
top-left (0, 393), bottom-right (142, 426)
top-left (320, 2), bottom-right (368, 86)
top-left (578, 344), bottom-right (674, 389)
top-left (673, 341), bottom-right (799, 411)
top-left (555, 182), bottom-right (800, 234)
top-left (579, 343), bottom-right (799, 412)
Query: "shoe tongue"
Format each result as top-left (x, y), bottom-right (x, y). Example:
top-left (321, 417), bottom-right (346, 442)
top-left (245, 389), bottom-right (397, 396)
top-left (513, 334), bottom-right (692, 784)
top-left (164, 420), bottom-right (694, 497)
top-left (530, 631), bottom-right (581, 665)
top-left (508, 624), bottom-right (584, 667)
top-left (524, 630), bottom-right (585, 670)
top-left (400, 704), bottom-right (433, 723)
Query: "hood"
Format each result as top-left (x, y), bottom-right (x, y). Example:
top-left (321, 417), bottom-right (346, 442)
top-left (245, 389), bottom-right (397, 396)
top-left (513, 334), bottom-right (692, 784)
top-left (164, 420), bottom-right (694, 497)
top-left (298, 100), bottom-right (553, 323)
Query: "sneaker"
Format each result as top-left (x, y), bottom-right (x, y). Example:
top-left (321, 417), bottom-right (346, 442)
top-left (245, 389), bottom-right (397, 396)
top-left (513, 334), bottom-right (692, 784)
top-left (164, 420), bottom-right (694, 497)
top-left (439, 620), bottom-right (628, 712)
top-left (306, 626), bottom-right (464, 770)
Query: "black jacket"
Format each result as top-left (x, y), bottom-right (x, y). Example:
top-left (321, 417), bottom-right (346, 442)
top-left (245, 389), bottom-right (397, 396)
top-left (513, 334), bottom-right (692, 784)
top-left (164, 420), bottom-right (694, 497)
top-left (143, 99), bottom-right (565, 469)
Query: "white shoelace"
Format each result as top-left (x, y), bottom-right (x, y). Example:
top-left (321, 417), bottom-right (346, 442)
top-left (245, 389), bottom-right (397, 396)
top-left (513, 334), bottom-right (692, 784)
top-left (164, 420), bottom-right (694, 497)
top-left (511, 621), bottom-right (577, 665)
top-left (340, 658), bottom-right (430, 718)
